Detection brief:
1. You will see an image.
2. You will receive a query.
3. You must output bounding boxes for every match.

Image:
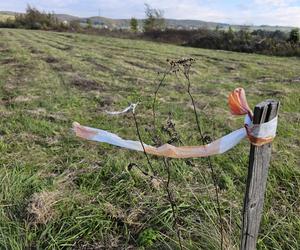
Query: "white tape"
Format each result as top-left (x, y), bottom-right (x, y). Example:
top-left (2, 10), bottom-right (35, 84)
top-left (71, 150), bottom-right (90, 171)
top-left (73, 89), bottom-right (278, 158)
top-left (105, 103), bottom-right (138, 115)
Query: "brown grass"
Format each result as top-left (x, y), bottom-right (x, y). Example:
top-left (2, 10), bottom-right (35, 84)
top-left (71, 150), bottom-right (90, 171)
top-left (26, 191), bottom-right (61, 225)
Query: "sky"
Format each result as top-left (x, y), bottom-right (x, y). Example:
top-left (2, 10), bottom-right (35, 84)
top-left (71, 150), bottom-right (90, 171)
top-left (0, 0), bottom-right (300, 27)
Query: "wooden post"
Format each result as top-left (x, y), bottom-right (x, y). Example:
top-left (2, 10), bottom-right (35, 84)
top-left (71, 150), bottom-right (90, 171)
top-left (241, 99), bottom-right (279, 250)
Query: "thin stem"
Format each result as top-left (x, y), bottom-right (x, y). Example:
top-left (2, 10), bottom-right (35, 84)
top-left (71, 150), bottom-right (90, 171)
top-left (133, 107), bottom-right (182, 248)
top-left (132, 111), bottom-right (156, 175)
top-left (151, 65), bottom-right (185, 249)
top-left (185, 74), bottom-right (224, 250)
top-left (128, 162), bottom-right (164, 184)
top-left (186, 76), bottom-right (205, 140)
top-left (128, 163), bottom-right (151, 177)
top-left (152, 67), bottom-right (172, 131)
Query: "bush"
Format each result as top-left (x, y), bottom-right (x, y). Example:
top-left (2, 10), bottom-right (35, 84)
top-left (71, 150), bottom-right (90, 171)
top-left (142, 28), bottom-right (300, 57)
top-left (289, 28), bottom-right (300, 44)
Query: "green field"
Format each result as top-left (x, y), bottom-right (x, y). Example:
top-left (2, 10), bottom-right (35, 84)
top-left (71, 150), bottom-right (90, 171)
top-left (0, 14), bottom-right (14, 22)
top-left (0, 29), bottom-right (299, 249)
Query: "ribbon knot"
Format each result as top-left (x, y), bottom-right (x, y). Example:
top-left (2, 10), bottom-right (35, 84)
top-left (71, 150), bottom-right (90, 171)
top-left (228, 88), bottom-right (278, 146)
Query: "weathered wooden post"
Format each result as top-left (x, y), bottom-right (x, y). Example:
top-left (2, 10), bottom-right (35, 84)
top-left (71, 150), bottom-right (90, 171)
top-left (241, 99), bottom-right (279, 250)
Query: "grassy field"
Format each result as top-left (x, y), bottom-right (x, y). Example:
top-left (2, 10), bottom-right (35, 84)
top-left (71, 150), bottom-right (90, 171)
top-left (0, 28), bottom-right (299, 249)
top-left (0, 14), bottom-right (14, 22)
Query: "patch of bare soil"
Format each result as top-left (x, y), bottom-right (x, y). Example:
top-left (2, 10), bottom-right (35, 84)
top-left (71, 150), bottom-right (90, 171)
top-left (60, 45), bottom-right (73, 51)
top-left (281, 111), bottom-right (300, 123)
top-left (97, 95), bottom-right (114, 107)
top-left (51, 63), bottom-right (74, 72)
top-left (58, 34), bottom-right (74, 39)
top-left (122, 76), bottom-right (151, 85)
top-left (26, 108), bottom-right (68, 122)
top-left (46, 43), bottom-right (72, 51)
top-left (83, 58), bottom-right (112, 72)
top-left (13, 95), bottom-right (39, 103)
top-left (125, 60), bottom-right (157, 71)
top-left (256, 76), bottom-right (275, 83)
top-left (71, 74), bottom-right (105, 91)
top-left (74, 235), bottom-right (134, 250)
top-left (0, 58), bottom-right (18, 65)
top-left (224, 64), bottom-right (237, 71)
top-left (0, 110), bottom-right (13, 118)
top-left (290, 77), bottom-right (300, 83)
top-left (0, 94), bottom-right (38, 106)
top-left (256, 76), bottom-right (300, 84)
top-left (0, 48), bottom-right (10, 53)
top-left (3, 75), bottom-right (30, 90)
top-left (43, 56), bottom-right (60, 64)
top-left (0, 96), bottom-right (12, 106)
top-left (29, 47), bottom-right (43, 55)
top-left (171, 81), bottom-right (187, 92)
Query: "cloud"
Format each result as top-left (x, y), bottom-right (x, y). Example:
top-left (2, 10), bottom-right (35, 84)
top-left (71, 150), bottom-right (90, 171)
top-left (226, 4), bottom-right (300, 27)
top-left (26, 0), bottom-right (82, 11)
top-left (254, 0), bottom-right (297, 6)
top-left (257, 6), bottom-right (300, 26)
top-left (143, 0), bottom-right (227, 21)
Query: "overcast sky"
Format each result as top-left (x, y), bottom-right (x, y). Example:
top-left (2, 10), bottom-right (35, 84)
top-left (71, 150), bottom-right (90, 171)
top-left (1, 0), bottom-right (300, 27)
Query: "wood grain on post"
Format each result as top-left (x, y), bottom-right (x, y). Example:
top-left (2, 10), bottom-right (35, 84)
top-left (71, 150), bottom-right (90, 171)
top-left (241, 99), bottom-right (279, 250)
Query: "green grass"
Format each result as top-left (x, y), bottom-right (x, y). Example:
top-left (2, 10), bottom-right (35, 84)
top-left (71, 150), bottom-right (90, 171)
top-left (0, 28), bottom-right (299, 249)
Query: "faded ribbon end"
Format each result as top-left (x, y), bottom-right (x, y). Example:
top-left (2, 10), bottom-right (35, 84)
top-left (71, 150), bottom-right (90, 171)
top-left (73, 122), bottom-right (98, 140)
top-left (228, 88), bottom-right (253, 117)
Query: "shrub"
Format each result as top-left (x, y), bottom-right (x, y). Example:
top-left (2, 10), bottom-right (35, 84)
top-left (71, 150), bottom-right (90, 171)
top-left (130, 17), bottom-right (138, 32)
top-left (289, 28), bottom-right (300, 44)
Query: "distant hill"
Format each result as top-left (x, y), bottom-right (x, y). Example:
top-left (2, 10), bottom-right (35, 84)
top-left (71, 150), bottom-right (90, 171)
top-left (0, 11), bottom-right (18, 15)
top-left (0, 10), bottom-right (296, 32)
top-left (54, 14), bottom-right (81, 22)
top-left (56, 15), bottom-right (295, 32)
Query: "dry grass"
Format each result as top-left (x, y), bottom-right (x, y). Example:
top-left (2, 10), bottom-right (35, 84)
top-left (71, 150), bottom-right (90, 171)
top-left (26, 191), bottom-right (61, 225)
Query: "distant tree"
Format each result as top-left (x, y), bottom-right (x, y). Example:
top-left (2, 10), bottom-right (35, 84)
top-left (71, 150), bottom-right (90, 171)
top-left (86, 18), bottom-right (93, 29)
top-left (238, 27), bottom-right (251, 42)
top-left (215, 24), bottom-right (222, 31)
top-left (226, 26), bottom-right (235, 41)
top-left (130, 17), bottom-right (138, 32)
top-left (69, 20), bottom-right (81, 31)
top-left (289, 28), bottom-right (299, 43)
top-left (143, 4), bottom-right (165, 32)
top-left (272, 30), bottom-right (287, 41)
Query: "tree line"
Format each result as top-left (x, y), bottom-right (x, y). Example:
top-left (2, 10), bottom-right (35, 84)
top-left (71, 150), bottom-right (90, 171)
top-left (143, 28), bottom-right (300, 57)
